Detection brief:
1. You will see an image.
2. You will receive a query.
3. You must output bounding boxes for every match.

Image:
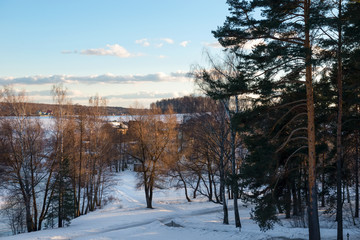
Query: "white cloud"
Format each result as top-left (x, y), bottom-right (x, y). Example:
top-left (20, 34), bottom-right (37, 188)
top-left (159, 55), bottom-right (167, 59)
top-left (80, 44), bottom-right (132, 58)
top-left (135, 38), bottom-right (150, 47)
top-left (27, 89), bottom-right (83, 98)
top-left (0, 72), bottom-right (191, 85)
top-left (180, 41), bottom-right (190, 47)
top-left (161, 38), bottom-right (174, 44)
top-left (107, 91), bottom-right (180, 100)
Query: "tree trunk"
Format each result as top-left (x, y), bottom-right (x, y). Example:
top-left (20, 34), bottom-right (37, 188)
top-left (77, 120), bottom-right (83, 218)
top-left (304, 1), bottom-right (320, 239)
top-left (223, 98), bottom-right (241, 229)
top-left (356, 131), bottom-right (359, 218)
top-left (207, 156), bottom-right (213, 201)
top-left (321, 153), bottom-right (325, 208)
top-left (336, 1), bottom-right (343, 239)
top-left (212, 173), bottom-right (220, 203)
top-left (285, 180), bottom-right (291, 219)
top-left (298, 168), bottom-right (303, 216)
top-left (58, 183), bottom-right (63, 228)
top-left (292, 180), bottom-right (299, 216)
top-left (145, 186), bottom-right (153, 209)
top-left (346, 184), bottom-right (356, 226)
top-left (183, 181), bottom-right (191, 202)
top-left (81, 186), bottom-right (86, 215)
top-left (231, 129), bottom-right (241, 229)
top-left (179, 172), bottom-right (191, 202)
top-left (25, 197), bottom-right (35, 232)
top-left (193, 175), bottom-right (201, 199)
top-left (144, 172), bottom-right (153, 208)
top-left (219, 138), bottom-right (229, 224)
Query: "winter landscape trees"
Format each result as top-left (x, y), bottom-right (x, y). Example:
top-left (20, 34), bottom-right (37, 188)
top-left (0, 0), bottom-right (360, 239)
top-left (127, 106), bottom-right (177, 209)
top-left (0, 86), bottom-right (114, 233)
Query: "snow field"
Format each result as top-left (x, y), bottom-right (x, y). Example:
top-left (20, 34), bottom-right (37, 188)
top-left (1, 171), bottom-right (360, 240)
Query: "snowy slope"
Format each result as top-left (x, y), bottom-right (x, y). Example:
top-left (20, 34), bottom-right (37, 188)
top-left (1, 171), bottom-right (359, 240)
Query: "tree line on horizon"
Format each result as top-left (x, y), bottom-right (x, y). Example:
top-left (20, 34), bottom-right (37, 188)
top-left (0, 95), bottom-right (211, 117)
top-left (0, 101), bottom-right (129, 117)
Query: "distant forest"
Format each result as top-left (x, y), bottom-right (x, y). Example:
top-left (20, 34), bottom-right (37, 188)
top-left (0, 102), bottom-right (129, 116)
top-left (150, 95), bottom-right (213, 113)
top-left (0, 95), bottom-right (211, 116)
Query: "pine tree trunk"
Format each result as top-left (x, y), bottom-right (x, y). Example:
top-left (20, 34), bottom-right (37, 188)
top-left (321, 153), bottom-right (325, 208)
top-left (292, 181), bottom-right (298, 216)
top-left (298, 168), bottom-right (303, 216)
top-left (336, 1), bottom-right (343, 239)
top-left (231, 129), bottom-right (241, 229)
top-left (219, 137), bottom-right (229, 224)
top-left (304, 1), bottom-right (320, 239)
top-left (356, 131), bottom-right (359, 218)
top-left (285, 180), bottom-right (291, 219)
top-left (58, 189), bottom-right (63, 228)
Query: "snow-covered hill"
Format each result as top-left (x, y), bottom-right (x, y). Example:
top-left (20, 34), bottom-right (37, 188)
top-left (1, 171), bottom-right (359, 240)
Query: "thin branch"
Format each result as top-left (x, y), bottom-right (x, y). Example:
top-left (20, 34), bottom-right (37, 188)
top-left (276, 128), bottom-right (308, 153)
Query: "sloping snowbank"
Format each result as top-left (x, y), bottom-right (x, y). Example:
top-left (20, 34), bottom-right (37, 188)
top-left (1, 171), bottom-right (360, 240)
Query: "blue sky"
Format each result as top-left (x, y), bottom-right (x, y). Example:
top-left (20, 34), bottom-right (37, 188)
top-left (0, 0), bottom-right (228, 107)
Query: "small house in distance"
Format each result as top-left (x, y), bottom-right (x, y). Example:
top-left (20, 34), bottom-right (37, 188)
top-left (109, 120), bottom-right (128, 134)
top-left (37, 109), bottom-right (53, 116)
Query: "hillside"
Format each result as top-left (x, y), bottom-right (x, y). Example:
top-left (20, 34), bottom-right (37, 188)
top-left (1, 171), bottom-right (359, 240)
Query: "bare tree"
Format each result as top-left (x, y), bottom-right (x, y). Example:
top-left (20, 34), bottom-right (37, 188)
top-left (127, 106), bottom-right (177, 208)
top-left (84, 95), bottom-right (111, 212)
top-left (0, 86), bottom-right (54, 232)
top-left (51, 83), bottom-right (73, 228)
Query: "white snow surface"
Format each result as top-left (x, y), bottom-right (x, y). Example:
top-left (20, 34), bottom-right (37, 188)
top-left (1, 171), bottom-right (360, 240)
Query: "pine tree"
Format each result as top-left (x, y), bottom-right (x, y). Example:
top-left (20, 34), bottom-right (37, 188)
top-left (211, 1), bottom-right (331, 238)
top-left (47, 157), bottom-right (75, 228)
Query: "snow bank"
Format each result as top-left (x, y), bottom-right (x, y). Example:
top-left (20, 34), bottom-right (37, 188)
top-left (1, 171), bottom-right (360, 240)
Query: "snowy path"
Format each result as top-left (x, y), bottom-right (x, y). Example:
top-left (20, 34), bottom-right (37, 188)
top-left (2, 171), bottom-right (360, 240)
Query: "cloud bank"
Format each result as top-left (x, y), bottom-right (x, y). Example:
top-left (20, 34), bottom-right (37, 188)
top-left (0, 72), bottom-right (191, 85)
top-left (107, 91), bottom-right (185, 100)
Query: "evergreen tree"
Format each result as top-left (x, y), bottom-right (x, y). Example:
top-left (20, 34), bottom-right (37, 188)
top-left (211, 1), bottom-right (328, 238)
top-left (46, 157), bottom-right (75, 228)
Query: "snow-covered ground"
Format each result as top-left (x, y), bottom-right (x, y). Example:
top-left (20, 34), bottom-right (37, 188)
top-left (1, 171), bottom-right (360, 240)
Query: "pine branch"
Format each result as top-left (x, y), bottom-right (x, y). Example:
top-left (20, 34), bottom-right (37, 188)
top-left (272, 112), bottom-right (308, 140)
top-left (276, 128), bottom-right (308, 153)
